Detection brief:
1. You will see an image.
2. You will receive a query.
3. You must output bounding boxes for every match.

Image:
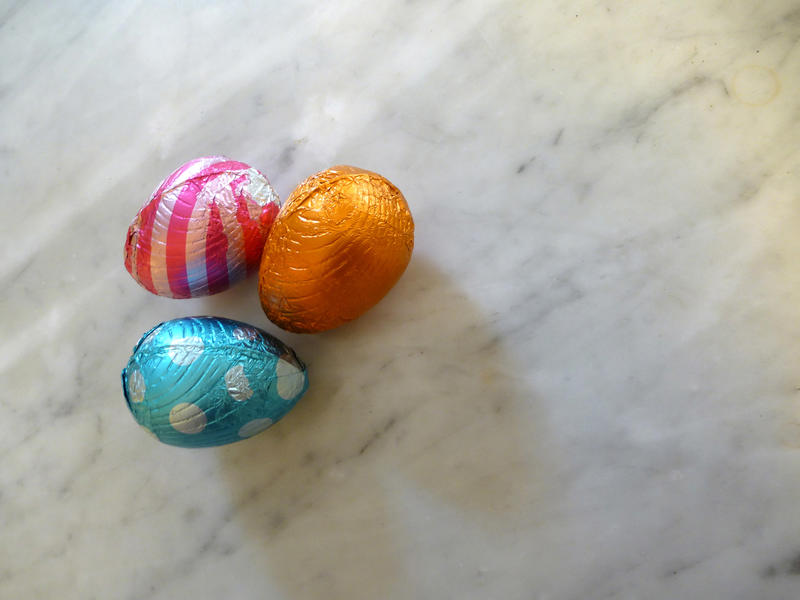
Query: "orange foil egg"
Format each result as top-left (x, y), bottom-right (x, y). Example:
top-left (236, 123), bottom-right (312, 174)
top-left (259, 166), bottom-right (414, 333)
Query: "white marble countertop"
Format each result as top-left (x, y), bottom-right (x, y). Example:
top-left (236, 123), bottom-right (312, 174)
top-left (3, 1), bottom-right (800, 598)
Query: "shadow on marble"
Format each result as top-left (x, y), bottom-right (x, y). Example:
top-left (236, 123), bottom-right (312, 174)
top-left (214, 257), bottom-right (554, 598)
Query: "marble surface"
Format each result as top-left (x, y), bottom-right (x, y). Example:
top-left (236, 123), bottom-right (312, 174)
top-left (2, 1), bottom-right (800, 598)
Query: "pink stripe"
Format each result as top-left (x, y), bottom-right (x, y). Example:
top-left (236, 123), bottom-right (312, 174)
top-left (148, 190), bottom-right (180, 297)
top-left (259, 203), bottom-right (279, 234)
top-left (184, 193), bottom-right (212, 295)
top-left (133, 199), bottom-right (159, 295)
top-left (165, 182), bottom-right (202, 298)
top-left (124, 224), bottom-right (136, 279)
top-left (219, 190), bottom-right (247, 285)
top-left (205, 202), bottom-right (229, 295)
top-left (237, 194), bottom-right (272, 274)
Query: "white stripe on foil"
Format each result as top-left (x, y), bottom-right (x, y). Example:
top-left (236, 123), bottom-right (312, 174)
top-left (184, 183), bottom-right (212, 296)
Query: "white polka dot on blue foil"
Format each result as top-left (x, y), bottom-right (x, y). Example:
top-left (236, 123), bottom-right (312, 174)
top-left (169, 402), bottom-right (207, 434)
top-left (276, 359), bottom-right (305, 400)
top-left (225, 365), bottom-right (254, 401)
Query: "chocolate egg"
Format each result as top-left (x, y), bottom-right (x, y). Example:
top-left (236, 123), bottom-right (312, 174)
top-left (121, 316), bottom-right (308, 447)
top-left (258, 166), bottom-right (414, 333)
top-left (124, 156), bottom-right (280, 298)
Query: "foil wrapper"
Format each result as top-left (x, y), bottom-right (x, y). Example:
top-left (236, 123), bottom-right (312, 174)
top-left (124, 156), bottom-right (280, 298)
top-left (121, 316), bottom-right (308, 448)
top-left (258, 165), bottom-right (414, 333)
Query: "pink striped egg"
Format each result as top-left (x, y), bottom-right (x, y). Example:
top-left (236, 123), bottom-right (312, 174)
top-left (124, 156), bottom-right (280, 298)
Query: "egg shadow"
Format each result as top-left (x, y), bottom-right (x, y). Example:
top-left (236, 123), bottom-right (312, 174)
top-left (216, 257), bottom-right (554, 599)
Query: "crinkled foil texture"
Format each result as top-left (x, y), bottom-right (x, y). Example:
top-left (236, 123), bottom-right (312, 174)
top-left (124, 156), bottom-right (280, 298)
top-left (121, 316), bottom-right (308, 448)
top-left (258, 166), bottom-right (414, 333)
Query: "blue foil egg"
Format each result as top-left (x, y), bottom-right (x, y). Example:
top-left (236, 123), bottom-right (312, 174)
top-left (121, 316), bottom-right (308, 447)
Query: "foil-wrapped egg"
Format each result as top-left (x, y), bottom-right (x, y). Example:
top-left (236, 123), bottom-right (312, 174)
top-left (121, 316), bottom-right (308, 447)
top-left (124, 156), bottom-right (280, 298)
top-left (258, 166), bottom-right (414, 333)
